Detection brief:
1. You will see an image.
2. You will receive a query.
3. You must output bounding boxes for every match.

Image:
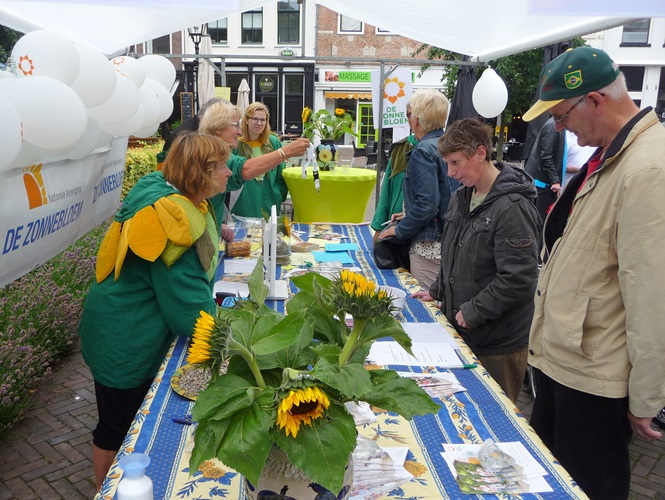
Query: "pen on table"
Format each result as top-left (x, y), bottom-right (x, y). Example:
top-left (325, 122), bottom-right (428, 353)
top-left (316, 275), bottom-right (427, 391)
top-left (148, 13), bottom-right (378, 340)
top-left (172, 416), bottom-right (194, 425)
top-left (380, 220), bottom-right (391, 227)
top-left (461, 363), bottom-right (477, 369)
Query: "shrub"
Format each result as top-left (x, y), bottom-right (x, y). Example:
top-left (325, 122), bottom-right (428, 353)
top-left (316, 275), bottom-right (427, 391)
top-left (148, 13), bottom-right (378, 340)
top-left (123, 140), bottom-right (164, 199)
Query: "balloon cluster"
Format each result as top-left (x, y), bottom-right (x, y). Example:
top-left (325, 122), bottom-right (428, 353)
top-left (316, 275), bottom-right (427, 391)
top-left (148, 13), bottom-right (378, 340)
top-left (0, 30), bottom-right (176, 173)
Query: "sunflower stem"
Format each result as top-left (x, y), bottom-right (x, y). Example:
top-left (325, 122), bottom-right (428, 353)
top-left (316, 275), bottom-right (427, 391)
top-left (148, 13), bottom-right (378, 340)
top-left (229, 337), bottom-right (266, 389)
top-left (339, 317), bottom-right (366, 366)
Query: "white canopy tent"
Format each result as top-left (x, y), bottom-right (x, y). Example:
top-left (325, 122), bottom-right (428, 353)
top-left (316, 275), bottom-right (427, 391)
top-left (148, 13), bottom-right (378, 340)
top-left (0, 0), bottom-right (639, 61)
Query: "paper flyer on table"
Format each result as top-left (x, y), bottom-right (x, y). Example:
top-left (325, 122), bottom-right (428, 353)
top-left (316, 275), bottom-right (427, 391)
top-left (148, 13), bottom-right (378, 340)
top-left (223, 258), bottom-right (257, 274)
top-left (402, 322), bottom-right (460, 349)
top-left (368, 341), bottom-right (463, 368)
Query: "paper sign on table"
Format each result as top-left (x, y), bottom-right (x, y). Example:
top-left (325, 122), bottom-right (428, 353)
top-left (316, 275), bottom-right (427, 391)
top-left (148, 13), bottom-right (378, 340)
top-left (325, 243), bottom-right (359, 252)
top-left (368, 341), bottom-right (464, 368)
top-left (402, 322), bottom-right (460, 349)
top-left (223, 258), bottom-right (257, 274)
top-left (311, 250), bottom-right (354, 264)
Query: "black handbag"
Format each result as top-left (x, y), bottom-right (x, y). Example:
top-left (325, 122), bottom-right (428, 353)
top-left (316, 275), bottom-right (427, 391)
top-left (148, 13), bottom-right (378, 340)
top-left (373, 235), bottom-right (410, 270)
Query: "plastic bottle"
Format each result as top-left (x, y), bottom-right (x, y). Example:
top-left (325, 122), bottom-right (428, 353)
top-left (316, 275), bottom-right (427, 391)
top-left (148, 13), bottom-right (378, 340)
top-left (117, 453), bottom-right (154, 500)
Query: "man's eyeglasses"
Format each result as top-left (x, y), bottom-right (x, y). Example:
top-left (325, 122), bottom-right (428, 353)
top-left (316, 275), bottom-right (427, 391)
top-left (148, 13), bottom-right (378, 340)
top-left (249, 117), bottom-right (267, 124)
top-left (553, 95), bottom-right (586, 125)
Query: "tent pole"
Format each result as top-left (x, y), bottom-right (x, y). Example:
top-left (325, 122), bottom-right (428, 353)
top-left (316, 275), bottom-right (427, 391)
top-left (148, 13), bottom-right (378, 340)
top-left (375, 63), bottom-right (398, 208)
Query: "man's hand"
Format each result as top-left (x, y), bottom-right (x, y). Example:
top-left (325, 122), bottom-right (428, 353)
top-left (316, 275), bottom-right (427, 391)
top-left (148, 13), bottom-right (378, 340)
top-left (628, 410), bottom-right (663, 441)
top-left (282, 137), bottom-right (310, 158)
top-left (550, 182), bottom-right (561, 194)
top-left (221, 224), bottom-right (234, 243)
top-left (412, 290), bottom-right (433, 302)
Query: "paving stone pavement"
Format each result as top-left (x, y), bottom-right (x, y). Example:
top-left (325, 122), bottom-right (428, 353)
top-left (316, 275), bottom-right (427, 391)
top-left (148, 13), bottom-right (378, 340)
top-left (1, 172), bottom-right (664, 499)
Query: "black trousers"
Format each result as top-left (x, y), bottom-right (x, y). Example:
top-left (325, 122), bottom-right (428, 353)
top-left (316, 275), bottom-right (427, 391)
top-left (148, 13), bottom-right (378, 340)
top-left (535, 186), bottom-right (557, 226)
top-left (530, 369), bottom-right (632, 500)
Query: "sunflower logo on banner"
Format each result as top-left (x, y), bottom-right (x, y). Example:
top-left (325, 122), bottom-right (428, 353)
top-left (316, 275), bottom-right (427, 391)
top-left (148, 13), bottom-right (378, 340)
top-left (370, 68), bottom-right (413, 130)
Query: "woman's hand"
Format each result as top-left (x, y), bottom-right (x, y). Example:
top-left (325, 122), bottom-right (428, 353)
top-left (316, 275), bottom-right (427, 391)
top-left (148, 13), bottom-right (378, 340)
top-left (412, 290), bottom-right (433, 302)
top-left (282, 137), bottom-right (310, 158)
top-left (455, 310), bottom-right (468, 328)
top-left (221, 224), bottom-right (234, 243)
top-left (378, 225), bottom-right (396, 240)
top-left (390, 212), bottom-right (405, 223)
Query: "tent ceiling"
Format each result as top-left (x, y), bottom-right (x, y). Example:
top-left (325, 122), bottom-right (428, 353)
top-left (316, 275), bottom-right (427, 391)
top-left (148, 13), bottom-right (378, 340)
top-left (0, 0), bottom-right (635, 61)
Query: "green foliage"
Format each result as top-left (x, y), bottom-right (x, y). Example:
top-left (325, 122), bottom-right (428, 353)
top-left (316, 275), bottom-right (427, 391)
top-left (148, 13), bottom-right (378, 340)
top-left (0, 25), bottom-right (22, 65)
top-left (123, 141), bottom-right (164, 199)
top-left (414, 39), bottom-right (587, 122)
top-left (302, 107), bottom-right (357, 141)
top-left (189, 261), bottom-right (439, 495)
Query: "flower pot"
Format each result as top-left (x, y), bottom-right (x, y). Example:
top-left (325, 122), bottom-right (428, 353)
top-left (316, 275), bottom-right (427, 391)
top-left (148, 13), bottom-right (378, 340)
top-left (244, 446), bottom-right (353, 500)
top-left (316, 140), bottom-right (338, 171)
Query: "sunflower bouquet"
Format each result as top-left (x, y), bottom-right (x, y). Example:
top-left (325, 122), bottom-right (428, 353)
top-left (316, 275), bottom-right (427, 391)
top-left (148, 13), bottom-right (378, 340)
top-left (301, 107), bottom-right (356, 141)
top-left (187, 259), bottom-right (439, 495)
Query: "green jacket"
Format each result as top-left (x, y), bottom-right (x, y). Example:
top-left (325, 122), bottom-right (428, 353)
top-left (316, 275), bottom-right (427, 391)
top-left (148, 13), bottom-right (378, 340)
top-left (371, 135), bottom-right (417, 231)
top-left (231, 134), bottom-right (288, 218)
top-left (79, 172), bottom-right (218, 389)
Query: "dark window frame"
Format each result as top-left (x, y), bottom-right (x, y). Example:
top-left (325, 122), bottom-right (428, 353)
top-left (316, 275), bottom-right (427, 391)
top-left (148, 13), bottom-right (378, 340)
top-left (242, 8), bottom-right (264, 45)
top-left (277, 0), bottom-right (300, 45)
top-left (620, 18), bottom-right (651, 46)
top-left (208, 18), bottom-right (228, 44)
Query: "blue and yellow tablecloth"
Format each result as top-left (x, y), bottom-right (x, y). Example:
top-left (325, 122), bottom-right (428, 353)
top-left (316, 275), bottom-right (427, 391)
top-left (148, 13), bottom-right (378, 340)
top-left (96, 223), bottom-right (586, 500)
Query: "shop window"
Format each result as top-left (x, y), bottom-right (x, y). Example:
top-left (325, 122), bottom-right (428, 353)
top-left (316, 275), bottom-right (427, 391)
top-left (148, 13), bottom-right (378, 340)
top-left (357, 103), bottom-right (377, 147)
top-left (208, 18), bottom-right (228, 44)
top-left (339, 15), bottom-right (363, 34)
top-left (619, 66), bottom-right (645, 92)
top-left (152, 34), bottom-right (170, 54)
top-left (278, 0), bottom-right (300, 45)
top-left (621, 19), bottom-right (650, 45)
top-left (242, 9), bottom-right (263, 45)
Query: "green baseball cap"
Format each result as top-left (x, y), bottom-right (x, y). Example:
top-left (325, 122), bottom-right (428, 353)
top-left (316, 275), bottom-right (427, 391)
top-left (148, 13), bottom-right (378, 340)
top-left (523, 47), bottom-right (620, 122)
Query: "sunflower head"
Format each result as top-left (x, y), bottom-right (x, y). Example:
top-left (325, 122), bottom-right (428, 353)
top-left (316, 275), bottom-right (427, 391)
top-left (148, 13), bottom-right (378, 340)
top-left (276, 386), bottom-right (330, 437)
top-left (329, 270), bottom-right (392, 318)
top-left (334, 108), bottom-right (346, 116)
top-left (301, 106), bottom-right (312, 124)
top-left (187, 310), bottom-right (229, 367)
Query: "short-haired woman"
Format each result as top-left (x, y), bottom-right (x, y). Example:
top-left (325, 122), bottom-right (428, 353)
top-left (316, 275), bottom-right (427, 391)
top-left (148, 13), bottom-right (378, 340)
top-left (414, 118), bottom-right (540, 404)
top-left (378, 89), bottom-right (459, 289)
top-left (79, 132), bottom-right (232, 490)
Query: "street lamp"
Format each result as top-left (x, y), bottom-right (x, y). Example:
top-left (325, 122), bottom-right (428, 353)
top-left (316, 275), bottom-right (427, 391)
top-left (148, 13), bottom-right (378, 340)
top-left (187, 24), bottom-right (207, 111)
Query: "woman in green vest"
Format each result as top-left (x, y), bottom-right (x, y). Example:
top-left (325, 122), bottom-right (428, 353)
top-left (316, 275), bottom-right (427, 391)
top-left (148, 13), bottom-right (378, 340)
top-left (231, 102), bottom-right (289, 217)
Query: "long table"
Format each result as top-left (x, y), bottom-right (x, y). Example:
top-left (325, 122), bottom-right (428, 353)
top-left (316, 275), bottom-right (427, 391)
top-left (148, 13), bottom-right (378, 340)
top-left (96, 223), bottom-right (586, 500)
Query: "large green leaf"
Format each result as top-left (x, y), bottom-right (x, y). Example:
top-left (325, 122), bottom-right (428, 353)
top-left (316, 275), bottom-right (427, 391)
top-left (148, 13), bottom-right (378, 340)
top-left (217, 387), bottom-right (275, 485)
top-left (358, 316), bottom-right (414, 356)
top-left (228, 309), bottom-right (256, 352)
top-left (191, 373), bottom-right (255, 422)
top-left (289, 272), bottom-right (333, 294)
top-left (363, 373), bottom-right (440, 419)
top-left (247, 256), bottom-right (268, 305)
top-left (312, 356), bottom-right (373, 399)
top-left (257, 317), bottom-right (316, 371)
top-left (274, 403), bottom-right (356, 495)
top-left (188, 417), bottom-right (229, 474)
top-left (252, 309), bottom-right (306, 355)
top-left (286, 290), bottom-right (344, 345)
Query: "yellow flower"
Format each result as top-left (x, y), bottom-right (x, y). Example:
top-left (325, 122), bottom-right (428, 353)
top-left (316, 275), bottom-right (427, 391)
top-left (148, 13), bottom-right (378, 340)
top-left (318, 147), bottom-right (333, 163)
top-left (334, 108), bottom-right (345, 116)
top-left (301, 107), bottom-right (312, 123)
top-left (276, 387), bottom-right (330, 437)
top-left (187, 310), bottom-right (215, 364)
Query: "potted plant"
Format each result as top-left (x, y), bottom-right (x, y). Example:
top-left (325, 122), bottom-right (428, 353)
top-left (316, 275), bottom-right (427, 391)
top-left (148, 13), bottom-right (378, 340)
top-left (187, 259), bottom-right (439, 499)
top-left (302, 107), bottom-right (356, 170)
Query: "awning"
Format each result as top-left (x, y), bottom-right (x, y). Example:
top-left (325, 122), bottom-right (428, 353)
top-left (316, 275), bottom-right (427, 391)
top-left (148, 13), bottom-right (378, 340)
top-left (325, 92), bottom-right (372, 100)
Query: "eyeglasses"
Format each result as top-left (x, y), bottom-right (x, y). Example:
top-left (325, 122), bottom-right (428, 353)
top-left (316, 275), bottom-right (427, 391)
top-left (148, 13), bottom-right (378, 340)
top-left (406, 111), bottom-right (412, 119)
top-left (249, 117), bottom-right (267, 124)
top-left (229, 122), bottom-right (241, 129)
top-left (553, 95), bottom-right (586, 125)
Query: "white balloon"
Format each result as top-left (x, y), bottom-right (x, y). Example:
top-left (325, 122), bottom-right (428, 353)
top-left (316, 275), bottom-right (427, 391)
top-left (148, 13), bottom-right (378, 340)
top-left (95, 128), bottom-right (114, 149)
top-left (70, 44), bottom-right (117, 107)
top-left (0, 89), bottom-right (23, 172)
top-left (150, 79), bottom-right (174, 122)
top-left (87, 73), bottom-right (140, 123)
top-left (133, 123), bottom-right (159, 139)
top-left (52, 118), bottom-right (102, 159)
top-left (11, 30), bottom-right (80, 85)
top-left (0, 76), bottom-right (87, 150)
top-left (11, 141), bottom-right (45, 169)
top-left (111, 56), bottom-right (146, 89)
top-left (472, 68), bottom-right (508, 119)
top-left (101, 105), bottom-right (145, 137)
top-left (139, 54), bottom-right (176, 90)
top-left (138, 82), bottom-right (160, 129)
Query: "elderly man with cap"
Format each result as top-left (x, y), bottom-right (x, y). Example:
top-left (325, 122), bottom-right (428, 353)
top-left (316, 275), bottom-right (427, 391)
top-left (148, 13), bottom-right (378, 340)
top-left (523, 46), bottom-right (665, 499)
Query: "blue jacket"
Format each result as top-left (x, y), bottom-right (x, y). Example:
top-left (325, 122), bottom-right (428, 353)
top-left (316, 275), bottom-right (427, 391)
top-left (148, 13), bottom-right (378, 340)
top-left (395, 129), bottom-right (459, 243)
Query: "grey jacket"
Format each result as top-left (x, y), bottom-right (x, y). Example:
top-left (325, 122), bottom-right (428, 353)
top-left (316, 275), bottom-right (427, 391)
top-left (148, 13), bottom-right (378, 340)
top-left (430, 163), bottom-right (540, 355)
